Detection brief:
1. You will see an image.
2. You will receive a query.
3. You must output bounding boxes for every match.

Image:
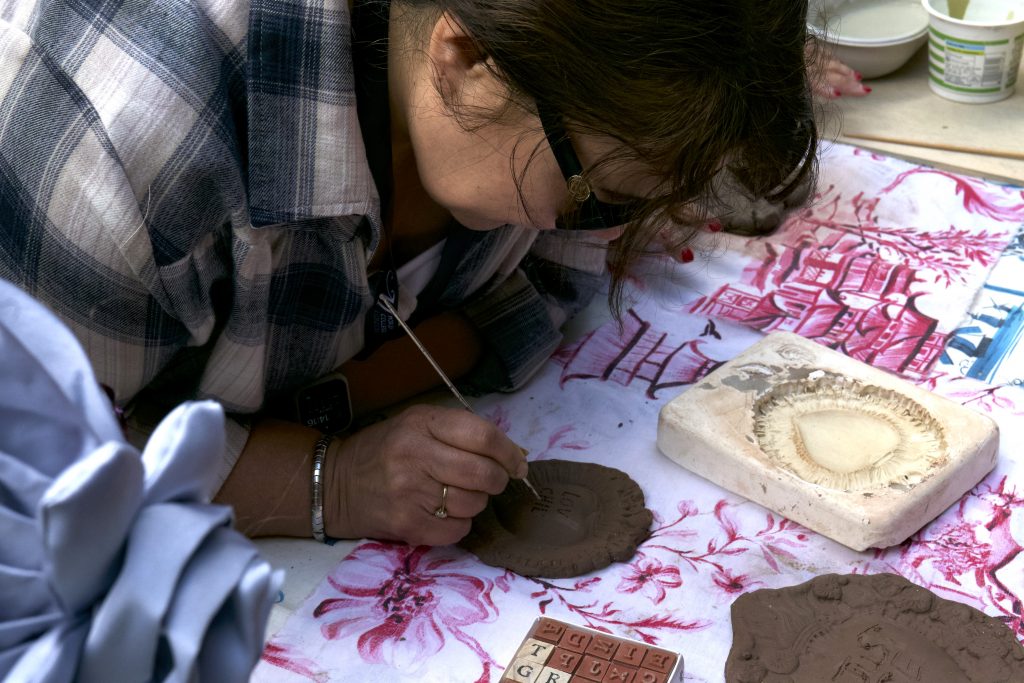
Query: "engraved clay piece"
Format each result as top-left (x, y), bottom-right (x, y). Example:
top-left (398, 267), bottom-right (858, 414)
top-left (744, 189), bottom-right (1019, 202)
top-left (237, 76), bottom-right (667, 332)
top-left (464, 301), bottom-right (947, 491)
top-left (725, 573), bottom-right (1024, 683)
top-left (459, 459), bottom-right (653, 578)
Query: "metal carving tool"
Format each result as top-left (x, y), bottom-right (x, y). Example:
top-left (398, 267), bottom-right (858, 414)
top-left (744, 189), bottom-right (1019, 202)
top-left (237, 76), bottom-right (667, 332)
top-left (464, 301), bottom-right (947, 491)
top-left (377, 295), bottom-right (541, 500)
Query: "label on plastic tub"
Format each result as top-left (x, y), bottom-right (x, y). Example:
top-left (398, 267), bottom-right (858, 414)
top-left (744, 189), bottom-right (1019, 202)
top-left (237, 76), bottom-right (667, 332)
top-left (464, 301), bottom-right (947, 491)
top-left (928, 27), bottom-right (1023, 93)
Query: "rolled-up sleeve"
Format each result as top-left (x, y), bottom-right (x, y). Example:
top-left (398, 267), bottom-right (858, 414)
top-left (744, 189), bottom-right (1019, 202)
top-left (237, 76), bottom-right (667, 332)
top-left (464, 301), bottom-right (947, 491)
top-left (0, 0), bottom-right (379, 490)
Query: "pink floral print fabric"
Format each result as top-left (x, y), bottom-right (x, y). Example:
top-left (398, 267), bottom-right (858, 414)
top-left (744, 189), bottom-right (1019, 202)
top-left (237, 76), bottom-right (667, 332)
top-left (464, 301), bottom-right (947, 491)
top-left (254, 144), bottom-right (1024, 682)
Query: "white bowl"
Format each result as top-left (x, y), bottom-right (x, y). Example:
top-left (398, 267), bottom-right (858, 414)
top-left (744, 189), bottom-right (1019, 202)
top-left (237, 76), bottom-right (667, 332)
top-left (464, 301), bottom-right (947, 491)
top-left (808, 0), bottom-right (930, 78)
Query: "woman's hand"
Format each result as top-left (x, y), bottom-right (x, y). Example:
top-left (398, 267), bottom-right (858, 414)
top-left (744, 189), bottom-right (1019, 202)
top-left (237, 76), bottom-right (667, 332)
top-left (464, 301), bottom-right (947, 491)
top-left (324, 404), bottom-right (528, 546)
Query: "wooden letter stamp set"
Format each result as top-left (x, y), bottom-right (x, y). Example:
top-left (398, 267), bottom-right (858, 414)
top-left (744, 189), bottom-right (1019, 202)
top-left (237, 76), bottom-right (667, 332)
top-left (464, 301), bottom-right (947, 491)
top-left (501, 617), bottom-right (683, 683)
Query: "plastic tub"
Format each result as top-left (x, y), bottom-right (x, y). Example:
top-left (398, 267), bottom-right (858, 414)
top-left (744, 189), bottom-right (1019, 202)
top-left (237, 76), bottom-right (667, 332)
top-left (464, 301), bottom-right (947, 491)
top-left (923, 0), bottom-right (1024, 103)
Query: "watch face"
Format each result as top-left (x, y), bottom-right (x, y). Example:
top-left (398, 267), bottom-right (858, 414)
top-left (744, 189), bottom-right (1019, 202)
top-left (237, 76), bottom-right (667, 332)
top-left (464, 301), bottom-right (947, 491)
top-left (297, 378), bottom-right (352, 434)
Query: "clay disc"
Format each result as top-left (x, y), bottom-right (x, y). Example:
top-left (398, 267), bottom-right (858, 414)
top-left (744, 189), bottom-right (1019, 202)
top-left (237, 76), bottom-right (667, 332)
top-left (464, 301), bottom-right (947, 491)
top-left (458, 459), bottom-right (652, 578)
top-left (725, 573), bottom-right (1024, 683)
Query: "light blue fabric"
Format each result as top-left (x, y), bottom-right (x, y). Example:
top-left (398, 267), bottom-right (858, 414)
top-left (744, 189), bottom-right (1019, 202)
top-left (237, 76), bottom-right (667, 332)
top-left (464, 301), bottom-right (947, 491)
top-left (0, 279), bottom-right (282, 683)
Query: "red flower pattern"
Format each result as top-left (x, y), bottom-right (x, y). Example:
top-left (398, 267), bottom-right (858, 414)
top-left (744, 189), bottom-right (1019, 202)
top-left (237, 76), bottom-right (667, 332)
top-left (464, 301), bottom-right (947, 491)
top-left (881, 167), bottom-right (1024, 222)
top-left (260, 643), bottom-right (327, 683)
top-left (861, 478), bottom-right (1024, 639)
top-left (616, 555), bottom-right (683, 604)
top-left (712, 568), bottom-right (754, 595)
top-left (311, 543), bottom-right (500, 680)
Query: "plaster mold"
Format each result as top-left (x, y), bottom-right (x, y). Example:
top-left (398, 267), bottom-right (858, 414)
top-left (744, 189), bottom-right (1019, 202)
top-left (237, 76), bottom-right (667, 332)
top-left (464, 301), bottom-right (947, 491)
top-left (657, 332), bottom-right (998, 551)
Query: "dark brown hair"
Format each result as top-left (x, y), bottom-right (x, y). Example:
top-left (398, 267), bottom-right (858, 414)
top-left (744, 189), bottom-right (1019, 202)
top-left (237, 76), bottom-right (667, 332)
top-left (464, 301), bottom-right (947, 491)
top-left (400, 0), bottom-right (817, 313)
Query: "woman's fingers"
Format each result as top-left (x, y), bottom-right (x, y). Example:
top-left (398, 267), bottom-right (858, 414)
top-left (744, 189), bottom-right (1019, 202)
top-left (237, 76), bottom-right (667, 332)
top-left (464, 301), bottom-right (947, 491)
top-left (806, 41), bottom-right (872, 99)
top-left (417, 406), bottom-right (528, 480)
top-left (829, 60), bottom-right (872, 97)
top-left (376, 481), bottom-right (482, 546)
top-left (323, 404), bottom-right (525, 545)
top-left (421, 440), bottom-right (512, 496)
top-left (411, 516), bottom-right (473, 547)
top-left (422, 482), bottom-right (489, 520)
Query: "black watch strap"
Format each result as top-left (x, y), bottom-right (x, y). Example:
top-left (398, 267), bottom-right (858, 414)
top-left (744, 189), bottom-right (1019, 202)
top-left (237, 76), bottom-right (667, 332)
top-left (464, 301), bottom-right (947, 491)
top-left (295, 372), bottom-right (352, 434)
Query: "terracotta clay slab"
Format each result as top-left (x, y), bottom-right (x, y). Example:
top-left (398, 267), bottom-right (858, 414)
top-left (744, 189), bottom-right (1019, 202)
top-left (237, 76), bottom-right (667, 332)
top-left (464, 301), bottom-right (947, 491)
top-left (725, 573), bottom-right (1024, 683)
top-left (656, 332), bottom-right (998, 551)
top-left (501, 617), bottom-right (684, 683)
top-left (460, 460), bottom-right (653, 578)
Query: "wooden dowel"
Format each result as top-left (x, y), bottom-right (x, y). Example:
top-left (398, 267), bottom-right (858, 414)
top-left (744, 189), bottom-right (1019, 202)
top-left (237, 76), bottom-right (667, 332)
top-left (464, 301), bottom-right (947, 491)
top-left (841, 132), bottom-right (1024, 162)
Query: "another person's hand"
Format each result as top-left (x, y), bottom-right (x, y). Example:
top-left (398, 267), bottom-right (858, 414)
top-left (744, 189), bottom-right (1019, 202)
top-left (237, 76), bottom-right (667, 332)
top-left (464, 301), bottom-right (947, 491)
top-left (817, 55), bottom-right (872, 98)
top-left (324, 405), bottom-right (528, 545)
top-left (807, 42), bottom-right (872, 99)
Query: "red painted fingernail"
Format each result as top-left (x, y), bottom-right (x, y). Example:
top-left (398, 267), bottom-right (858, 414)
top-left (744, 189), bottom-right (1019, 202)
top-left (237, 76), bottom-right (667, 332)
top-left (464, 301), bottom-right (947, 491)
top-left (854, 71), bottom-right (863, 81)
top-left (708, 221), bottom-right (723, 233)
top-left (863, 86), bottom-right (873, 93)
top-left (833, 88), bottom-right (842, 97)
top-left (679, 248), bottom-right (695, 263)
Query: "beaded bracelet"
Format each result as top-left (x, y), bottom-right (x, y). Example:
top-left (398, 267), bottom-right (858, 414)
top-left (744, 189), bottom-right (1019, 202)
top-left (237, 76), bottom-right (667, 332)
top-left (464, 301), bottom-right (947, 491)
top-left (310, 434), bottom-right (336, 543)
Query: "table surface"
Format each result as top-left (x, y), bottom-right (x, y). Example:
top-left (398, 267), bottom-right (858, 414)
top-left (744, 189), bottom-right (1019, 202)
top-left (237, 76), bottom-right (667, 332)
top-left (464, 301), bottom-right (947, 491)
top-left (825, 46), bottom-right (1024, 185)
top-left (253, 51), bottom-right (1024, 680)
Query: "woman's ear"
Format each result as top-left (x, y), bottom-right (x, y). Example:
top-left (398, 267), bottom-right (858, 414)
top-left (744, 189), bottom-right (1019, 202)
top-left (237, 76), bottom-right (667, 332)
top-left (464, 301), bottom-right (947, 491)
top-left (426, 11), bottom-right (497, 108)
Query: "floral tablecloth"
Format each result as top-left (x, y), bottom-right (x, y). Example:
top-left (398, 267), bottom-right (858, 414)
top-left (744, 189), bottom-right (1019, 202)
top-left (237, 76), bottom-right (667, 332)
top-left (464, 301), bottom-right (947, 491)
top-left (253, 144), bottom-right (1024, 683)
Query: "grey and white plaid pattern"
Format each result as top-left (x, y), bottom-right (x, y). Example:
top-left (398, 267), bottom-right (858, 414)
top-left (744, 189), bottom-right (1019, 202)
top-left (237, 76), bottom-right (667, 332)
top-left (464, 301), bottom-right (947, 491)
top-left (0, 0), bottom-right (607, 482)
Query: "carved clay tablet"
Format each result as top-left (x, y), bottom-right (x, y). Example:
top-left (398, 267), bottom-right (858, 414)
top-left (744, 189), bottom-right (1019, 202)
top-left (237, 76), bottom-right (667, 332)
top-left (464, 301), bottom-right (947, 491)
top-left (459, 459), bottom-right (652, 578)
top-left (726, 573), bottom-right (1024, 683)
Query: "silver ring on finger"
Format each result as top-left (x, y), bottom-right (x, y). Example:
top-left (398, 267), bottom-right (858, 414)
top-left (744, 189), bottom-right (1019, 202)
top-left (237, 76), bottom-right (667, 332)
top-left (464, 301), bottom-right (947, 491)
top-left (433, 484), bottom-right (449, 519)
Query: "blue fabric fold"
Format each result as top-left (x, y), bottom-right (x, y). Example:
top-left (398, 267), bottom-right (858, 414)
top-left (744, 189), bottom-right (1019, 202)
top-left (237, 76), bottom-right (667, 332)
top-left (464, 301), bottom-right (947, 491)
top-left (0, 279), bottom-right (282, 682)
top-left (40, 442), bottom-right (145, 615)
top-left (79, 504), bottom-right (233, 680)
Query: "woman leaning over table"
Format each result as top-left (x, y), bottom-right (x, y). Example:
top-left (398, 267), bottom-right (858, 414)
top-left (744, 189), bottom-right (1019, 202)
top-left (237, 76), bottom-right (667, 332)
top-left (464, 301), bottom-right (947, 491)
top-left (0, 0), bottom-right (853, 546)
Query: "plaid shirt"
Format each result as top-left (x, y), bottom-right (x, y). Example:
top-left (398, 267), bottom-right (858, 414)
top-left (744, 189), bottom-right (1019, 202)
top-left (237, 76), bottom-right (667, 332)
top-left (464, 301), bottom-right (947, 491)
top-left (0, 0), bottom-right (606, 482)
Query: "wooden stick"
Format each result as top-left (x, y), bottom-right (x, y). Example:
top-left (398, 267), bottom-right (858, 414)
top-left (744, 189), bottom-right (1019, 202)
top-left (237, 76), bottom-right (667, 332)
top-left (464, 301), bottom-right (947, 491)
top-left (377, 295), bottom-right (542, 500)
top-left (841, 132), bottom-right (1024, 162)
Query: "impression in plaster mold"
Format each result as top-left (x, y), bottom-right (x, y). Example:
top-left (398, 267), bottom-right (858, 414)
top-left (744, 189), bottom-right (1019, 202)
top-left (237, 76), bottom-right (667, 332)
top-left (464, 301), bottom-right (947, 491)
top-left (774, 342), bottom-right (816, 364)
top-left (752, 376), bottom-right (948, 491)
top-left (459, 459), bottom-right (652, 578)
top-left (726, 573), bottom-right (1024, 683)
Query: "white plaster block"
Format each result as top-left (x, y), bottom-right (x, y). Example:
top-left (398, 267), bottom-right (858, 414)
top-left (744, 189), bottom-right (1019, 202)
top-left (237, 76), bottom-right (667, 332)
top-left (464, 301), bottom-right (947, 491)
top-left (656, 332), bottom-right (998, 551)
